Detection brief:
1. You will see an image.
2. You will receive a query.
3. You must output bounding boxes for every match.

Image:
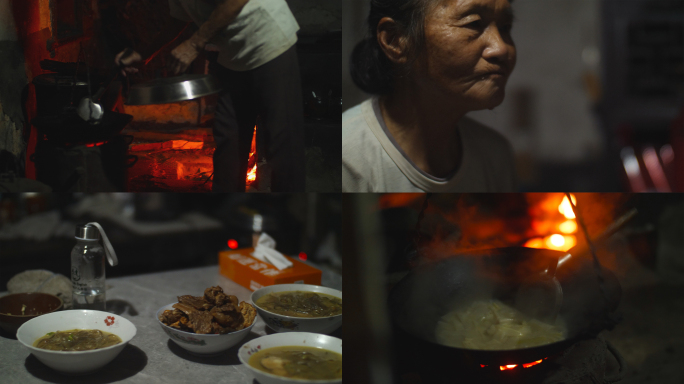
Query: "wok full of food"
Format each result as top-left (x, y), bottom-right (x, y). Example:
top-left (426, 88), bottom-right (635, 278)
top-left (388, 247), bottom-right (622, 366)
top-left (435, 300), bottom-right (566, 350)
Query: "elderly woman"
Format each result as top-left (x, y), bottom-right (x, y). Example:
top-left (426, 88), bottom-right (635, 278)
top-left (343, 0), bottom-right (517, 192)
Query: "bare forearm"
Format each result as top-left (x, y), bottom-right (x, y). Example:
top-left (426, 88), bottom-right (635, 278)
top-left (188, 0), bottom-right (249, 50)
top-left (138, 17), bottom-right (190, 60)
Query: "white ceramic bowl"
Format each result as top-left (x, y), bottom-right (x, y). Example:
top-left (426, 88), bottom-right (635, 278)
top-left (156, 303), bottom-right (256, 355)
top-left (251, 284), bottom-right (342, 334)
top-left (239, 332), bottom-right (342, 384)
top-left (16, 310), bottom-right (137, 374)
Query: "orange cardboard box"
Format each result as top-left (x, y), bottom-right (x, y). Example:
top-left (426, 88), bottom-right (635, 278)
top-left (218, 248), bottom-right (322, 291)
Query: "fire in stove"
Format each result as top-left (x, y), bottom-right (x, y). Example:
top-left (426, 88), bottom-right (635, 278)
top-left (480, 358), bottom-right (547, 371)
top-left (127, 124), bottom-right (259, 191)
top-left (246, 126), bottom-right (257, 185)
top-left (524, 194), bottom-right (578, 251)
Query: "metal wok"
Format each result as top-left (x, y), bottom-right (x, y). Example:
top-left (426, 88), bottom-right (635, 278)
top-left (124, 74), bottom-right (222, 106)
top-left (388, 247), bottom-right (621, 367)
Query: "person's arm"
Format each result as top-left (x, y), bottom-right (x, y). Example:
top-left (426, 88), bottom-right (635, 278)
top-left (167, 0), bottom-right (250, 74)
top-left (115, 16), bottom-right (190, 76)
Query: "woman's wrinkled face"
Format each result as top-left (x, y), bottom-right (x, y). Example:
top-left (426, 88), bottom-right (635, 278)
top-left (413, 0), bottom-right (516, 110)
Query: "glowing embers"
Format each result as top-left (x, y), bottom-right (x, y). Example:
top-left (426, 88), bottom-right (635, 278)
top-left (127, 129), bottom-right (215, 192)
top-left (84, 141), bottom-right (108, 148)
top-left (126, 124), bottom-right (260, 191)
top-left (479, 358), bottom-right (547, 371)
top-left (524, 194), bottom-right (577, 252)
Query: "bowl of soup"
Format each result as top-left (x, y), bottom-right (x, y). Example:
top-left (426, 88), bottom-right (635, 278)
top-left (239, 332), bottom-right (342, 384)
top-left (0, 292), bottom-right (63, 335)
top-left (251, 284), bottom-right (342, 334)
top-left (16, 310), bottom-right (137, 374)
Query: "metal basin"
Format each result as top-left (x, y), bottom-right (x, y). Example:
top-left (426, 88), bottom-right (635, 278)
top-left (125, 74), bottom-right (222, 106)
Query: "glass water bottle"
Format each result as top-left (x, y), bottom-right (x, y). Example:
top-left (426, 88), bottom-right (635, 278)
top-left (71, 224), bottom-right (115, 310)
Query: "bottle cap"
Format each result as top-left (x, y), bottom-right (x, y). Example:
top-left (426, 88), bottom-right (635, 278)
top-left (74, 222), bottom-right (119, 266)
top-left (75, 224), bottom-right (100, 240)
top-left (252, 214), bottom-right (263, 232)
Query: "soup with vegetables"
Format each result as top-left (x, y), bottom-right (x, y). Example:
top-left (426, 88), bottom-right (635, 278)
top-left (255, 291), bottom-right (342, 318)
top-left (248, 346), bottom-right (342, 380)
top-left (34, 329), bottom-right (122, 351)
top-left (435, 300), bottom-right (566, 350)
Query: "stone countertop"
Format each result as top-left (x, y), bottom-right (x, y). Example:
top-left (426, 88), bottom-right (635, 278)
top-left (0, 264), bottom-right (342, 384)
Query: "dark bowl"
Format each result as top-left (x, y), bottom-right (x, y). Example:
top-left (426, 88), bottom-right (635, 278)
top-left (0, 293), bottom-right (63, 335)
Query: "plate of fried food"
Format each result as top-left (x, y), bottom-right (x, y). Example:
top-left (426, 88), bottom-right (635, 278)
top-left (156, 286), bottom-right (257, 355)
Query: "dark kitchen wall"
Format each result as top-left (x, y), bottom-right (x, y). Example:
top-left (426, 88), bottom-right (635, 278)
top-left (0, 0), bottom-right (30, 180)
top-left (287, 0), bottom-right (342, 36)
top-left (0, 37), bottom-right (25, 180)
top-left (0, 193), bottom-right (343, 291)
top-left (0, 0), bottom-right (104, 182)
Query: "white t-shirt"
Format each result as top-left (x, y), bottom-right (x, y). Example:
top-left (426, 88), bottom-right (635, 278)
top-left (342, 98), bottom-right (517, 192)
top-left (168, 0), bottom-right (299, 71)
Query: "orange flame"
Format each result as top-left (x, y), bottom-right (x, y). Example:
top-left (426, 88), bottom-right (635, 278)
top-left (524, 194), bottom-right (577, 252)
top-left (559, 220), bottom-right (577, 234)
top-left (522, 360), bottom-right (544, 368)
top-left (480, 358), bottom-right (546, 371)
top-left (85, 141), bottom-right (107, 148)
top-left (558, 194), bottom-right (577, 219)
top-left (246, 163), bottom-right (257, 183)
top-left (246, 126), bottom-right (258, 185)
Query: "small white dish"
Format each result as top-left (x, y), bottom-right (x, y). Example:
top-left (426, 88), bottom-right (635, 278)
top-left (239, 332), bottom-right (342, 384)
top-left (250, 284), bottom-right (342, 334)
top-left (16, 310), bottom-right (137, 374)
top-left (155, 303), bottom-right (256, 355)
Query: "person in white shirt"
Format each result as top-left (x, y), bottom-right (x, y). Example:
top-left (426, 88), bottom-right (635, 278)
top-left (344, 0), bottom-right (518, 192)
top-left (116, 0), bottom-right (304, 192)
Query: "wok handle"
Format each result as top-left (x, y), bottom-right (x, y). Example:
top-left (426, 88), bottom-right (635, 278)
top-left (93, 48), bottom-right (136, 102)
top-left (125, 155), bottom-right (138, 168)
top-left (566, 208), bottom-right (638, 260)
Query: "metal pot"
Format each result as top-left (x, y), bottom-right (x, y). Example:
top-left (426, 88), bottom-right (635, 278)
top-left (125, 74), bottom-right (222, 106)
top-left (33, 74), bottom-right (91, 117)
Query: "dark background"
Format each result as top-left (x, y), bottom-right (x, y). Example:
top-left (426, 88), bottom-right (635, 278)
top-left (0, 193), bottom-right (342, 290)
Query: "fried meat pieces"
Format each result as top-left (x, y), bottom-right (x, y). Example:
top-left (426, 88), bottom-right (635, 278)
top-left (159, 286), bottom-right (256, 334)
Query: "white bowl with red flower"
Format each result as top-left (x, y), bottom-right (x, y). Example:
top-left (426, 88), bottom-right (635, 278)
top-left (16, 310), bottom-right (137, 374)
top-left (238, 332), bottom-right (342, 384)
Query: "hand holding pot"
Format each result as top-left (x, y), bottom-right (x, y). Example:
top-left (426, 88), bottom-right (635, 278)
top-left (168, 37), bottom-right (204, 75)
top-left (114, 49), bottom-right (142, 76)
